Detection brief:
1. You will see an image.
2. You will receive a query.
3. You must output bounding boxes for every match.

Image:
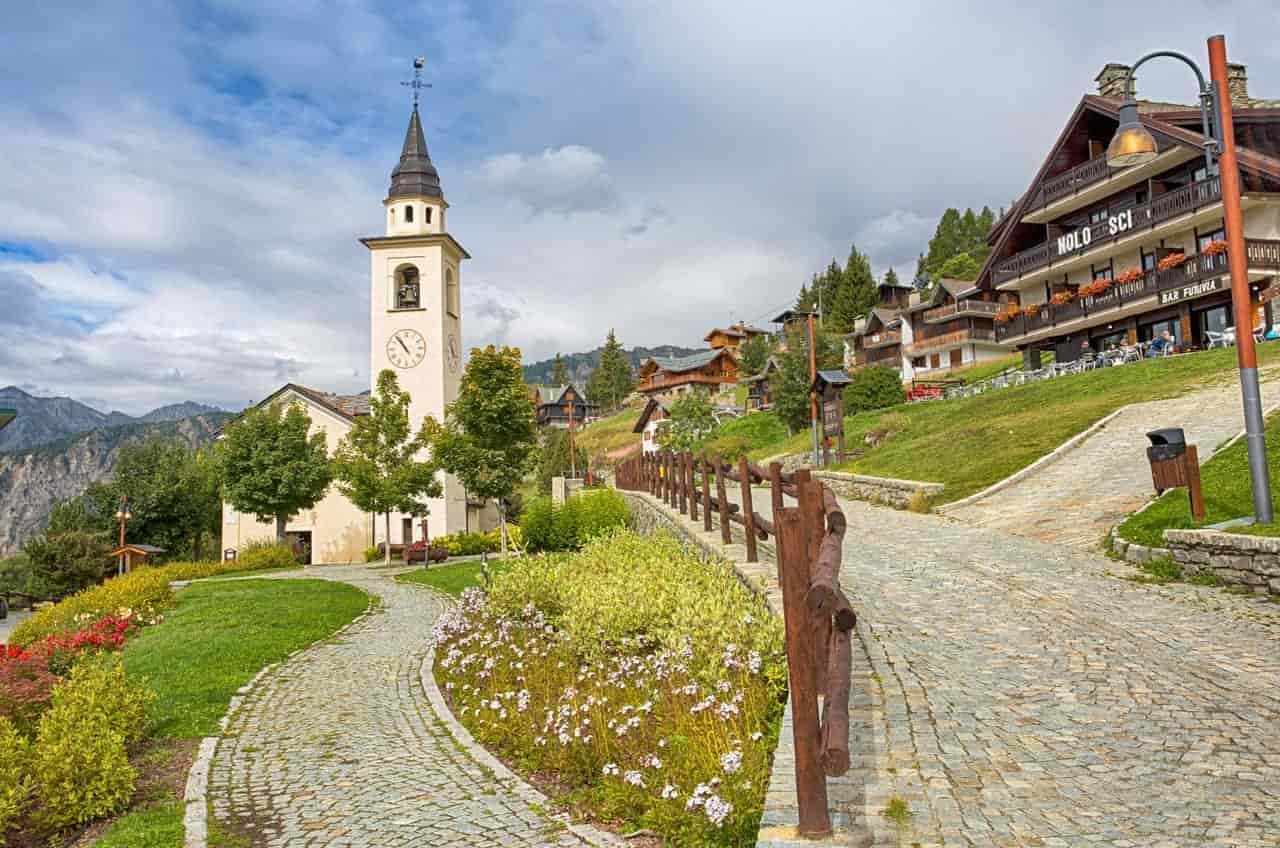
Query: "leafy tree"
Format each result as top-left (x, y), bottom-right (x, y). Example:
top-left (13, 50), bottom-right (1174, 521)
top-left (332, 370), bottom-right (440, 564)
top-left (843, 366), bottom-right (906, 415)
top-left (936, 252), bottom-right (982, 282)
top-left (772, 326), bottom-right (843, 433)
top-left (657, 392), bottom-right (716, 453)
top-left (219, 401), bottom-right (332, 542)
top-left (426, 346), bottom-right (537, 554)
top-left (45, 496), bottom-right (105, 536)
top-left (179, 448), bottom-right (222, 561)
top-left (738, 333), bottom-right (776, 378)
top-left (551, 353), bottom-right (569, 386)
top-left (585, 330), bottom-right (633, 413)
top-left (883, 267), bottom-right (902, 289)
top-left (23, 530), bottom-right (113, 598)
top-left (534, 428), bottom-right (587, 494)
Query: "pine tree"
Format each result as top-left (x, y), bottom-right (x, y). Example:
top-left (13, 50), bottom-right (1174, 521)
top-left (586, 330), bottom-right (633, 413)
top-left (551, 353), bottom-right (568, 386)
top-left (883, 268), bottom-right (901, 289)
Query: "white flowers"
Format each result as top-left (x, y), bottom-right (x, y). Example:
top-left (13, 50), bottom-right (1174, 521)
top-left (602, 762), bottom-right (620, 776)
top-left (624, 770), bottom-right (646, 788)
top-left (720, 750), bottom-right (743, 775)
top-left (644, 754), bottom-right (662, 770)
top-left (661, 783), bottom-right (679, 800)
top-left (750, 731), bottom-right (763, 742)
top-left (704, 795), bottom-right (733, 827)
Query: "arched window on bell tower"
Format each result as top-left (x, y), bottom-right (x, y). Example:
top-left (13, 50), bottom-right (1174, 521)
top-left (404, 205), bottom-right (414, 223)
top-left (395, 264), bottom-right (421, 310)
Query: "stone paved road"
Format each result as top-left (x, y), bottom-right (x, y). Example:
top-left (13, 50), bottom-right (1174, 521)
top-left (207, 566), bottom-right (588, 847)
top-left (829, 500), bottom-right (1280, 847)
top-left (943, 368), bottom-right (1280, 548)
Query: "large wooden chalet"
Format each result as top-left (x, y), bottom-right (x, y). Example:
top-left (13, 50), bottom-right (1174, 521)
top-left (637, 349), bottom-right (739, 398)
top-left (531, 384), bottom-right (595, 428)
top-left (704, 322), bottom-right (770, 354)
top-left (978, 61), bottom-right (1280, 365)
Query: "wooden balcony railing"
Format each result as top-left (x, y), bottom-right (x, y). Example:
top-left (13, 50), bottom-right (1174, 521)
top-left (994, 175), bottom-right (1222, 285)
top-left (992, 240), bottom-right (1279, 342)
top-left (922, 300), bottom-right (1003, 324)
top-left (638, 372), bottom-right (734, 392)
top-left (860, 330), bottom-right (901, 350)
top-left (904, 327), bottom-right (997, 356)
top-left (1030, 154), bottom-right (1117, 208)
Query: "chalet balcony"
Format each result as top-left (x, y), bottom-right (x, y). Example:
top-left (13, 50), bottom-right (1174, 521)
top-left (904, 327), bottom-right (999, 357)
top-left (993, 238), bottom-right (1280, 343)
top-left (1029, 154), bottom-right (1115, 209)
top-left (860, 330), bottom-right (901, 350)
top-left (922, 300), bottom-right (1003, 324)
top-left (638, 372), bottom-right (734, 393)
top-left (993, 175), bottom-right (1222, 286)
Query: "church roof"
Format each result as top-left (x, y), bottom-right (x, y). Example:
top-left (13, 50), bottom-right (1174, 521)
top-left (388, 106), bottom-right (442, 199)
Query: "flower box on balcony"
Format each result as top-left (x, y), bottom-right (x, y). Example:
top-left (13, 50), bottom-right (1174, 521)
top-left (1050, 291), bottom-right (1074, 306)
top-left (1079, 278), bottom-right (1114, 298)
top-left (1115, 267), bottom-right (1144, 284)
top-left (1157, 252), bottom-right (1187, 271)
top-left (1021, 304), bottom-right (1041, 317)
top-left (1200, 239), bottom-right (1228, 257)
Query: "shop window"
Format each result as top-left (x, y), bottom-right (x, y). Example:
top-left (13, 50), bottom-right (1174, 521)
top-left (1139, 318), bottom-right (1181, 344)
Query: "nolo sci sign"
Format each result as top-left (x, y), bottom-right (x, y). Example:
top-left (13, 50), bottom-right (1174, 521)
top-left (1056, 209), bottom-right (1136, 255)
top-left (1159, 277), bottom-right (1225, 306)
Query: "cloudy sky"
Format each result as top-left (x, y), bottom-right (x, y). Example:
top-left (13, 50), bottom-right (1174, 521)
top-left (2, 1), bottom-right (1278, 414)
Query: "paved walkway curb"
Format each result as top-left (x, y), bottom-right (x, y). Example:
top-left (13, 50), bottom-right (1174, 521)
top-left (417, 627), bottom-right (626, 848)
top-left (937, 408), bottom-right (1127, 513)
top-left (181, 587), bottom-right (379, 848)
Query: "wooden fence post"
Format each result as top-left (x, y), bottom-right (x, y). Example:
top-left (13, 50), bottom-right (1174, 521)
top-left (714, 455), bottom-right (732, 545)
top-left (775, 506), bottom-right (832, 837)
top-left (795, 472), bottom-right (830, 694)
top-left (738, 455), bottom-right (758, 563)
top-left (678, 451), bottom-right (688, 514)
top-left (686, 454), bottom-right (698, 521)
top-left (701, 454), bottom-right (713, 533)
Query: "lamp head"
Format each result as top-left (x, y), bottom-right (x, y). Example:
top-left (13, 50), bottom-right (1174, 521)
top-left (1107, 100), bottom-right (1159, 167)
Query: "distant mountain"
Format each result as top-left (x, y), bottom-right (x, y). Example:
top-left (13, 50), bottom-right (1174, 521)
top-left (0, 412), bottom-right (230, 556)
top-left (523, 345), bottom-right (703, 387)
top-left (0, 386), bottom-right (221, 453)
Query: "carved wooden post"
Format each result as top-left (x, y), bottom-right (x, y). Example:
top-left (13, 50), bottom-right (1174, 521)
top-left (769, 461), bottom-right (785, 515)
top-left (775, 506), bottom-right (832, 837)
top-left (714, 455), bottom-right (732, 545)
top-left (701, 453), bottom-right (713, 533)
top-left (738, 455), bottom-right (758, 563)
top-left (795, 472), bottom-right (830, 693)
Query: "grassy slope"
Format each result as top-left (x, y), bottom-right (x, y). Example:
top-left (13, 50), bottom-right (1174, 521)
top-left (1117, 415), bottom-right (1280, 547)
top-left (396, 559), bottom-right (512, 597)
top-left (753, 344), bottom-right (1279, 504)
top-left (577, 403), bottom-right (645, 464)
top-left (94, 579), bottom-right (367, 847)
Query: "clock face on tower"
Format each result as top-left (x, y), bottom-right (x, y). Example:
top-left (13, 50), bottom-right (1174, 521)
top-left (386, 328), bottom-right (427, 369)
top-left (447, 333), bottom-right (460, 373)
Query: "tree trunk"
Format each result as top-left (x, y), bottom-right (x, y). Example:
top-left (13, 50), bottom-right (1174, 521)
top-left (384, 512), bottom-right (392, 565)
top-left (275, 515), bottom-right (286, 542)
top-left (498, 501), bottom-right (508, 557)
top-left (193, 531), bottom-right (203, 562)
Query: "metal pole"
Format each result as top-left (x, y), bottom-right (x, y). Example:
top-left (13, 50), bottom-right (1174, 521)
top-left (1209, 35), bottom-right (1273, 523)
top-left (807, 313), bottom-right (820, 466)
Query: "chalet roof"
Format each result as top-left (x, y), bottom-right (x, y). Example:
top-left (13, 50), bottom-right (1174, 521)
top-left (244, 384), bottom-right (371, 422)
top-left (632, 396), bottom-right (671, 433)
top-left (535, 384), bottom-right (590, 407)
top-left (648, 348), bottom-right (728, 373)
top-left (877, 277), bottom-right (914, 291)
top-left (771, 309), bottom-right (812, 324)
top-left (741, 355), bottom-right (781, 383)
top-left (111, 543), bottom-right (165, 556)
top-left (976, 94), bottom-right (1280, 289)
top-left (860, 307), bottom-right (901, 334)
top-left (388, 106), bottom-right (442, 199)
top-left (703, 323), bottom-right (770, 342)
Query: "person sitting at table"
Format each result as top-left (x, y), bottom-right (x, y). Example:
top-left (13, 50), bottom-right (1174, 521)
top-left (1148, 330), bottom-right (1174, 355)
top-left (1104, 343), bottom-right (1120, 365)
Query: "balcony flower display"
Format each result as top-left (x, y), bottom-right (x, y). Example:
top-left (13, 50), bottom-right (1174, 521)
top-left (1115, 267), bottom-right (1144, 284)
top-left (1079, 278), bottom-right (1114, 298)
top-left (1156, 251), bottom-right (1187, 271)
top-left (994, 304), bottom-right (1020, 324)
top-left (1022, 303), bottom-right (1041, 317)
top-left (1201, 239), bottom-right (1228, 257)
top-left (1050, 291), bottom-right (1075, 306)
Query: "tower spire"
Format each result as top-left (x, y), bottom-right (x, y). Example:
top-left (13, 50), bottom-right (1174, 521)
top-left (389, 57), bottom-right (442, 199)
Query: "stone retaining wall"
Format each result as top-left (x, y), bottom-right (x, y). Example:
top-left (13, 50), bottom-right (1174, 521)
top-left (1163, 529), bottom-right (1280, 594)
top-left (813, 471), bottom-right (944, 510)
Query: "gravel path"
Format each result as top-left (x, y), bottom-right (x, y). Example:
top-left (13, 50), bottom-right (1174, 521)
top-left (943, 369), bottom-right (1280, 548)
top-left (207, 566), bottom-right (588, 848)
top-left (811, 498), bottom-right (1280, 846)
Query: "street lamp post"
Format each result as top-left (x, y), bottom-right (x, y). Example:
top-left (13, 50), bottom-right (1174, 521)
top-left (1107, 35), bottom-right (1272, 524)
top-left (115, 495), bottom-right (133, 576)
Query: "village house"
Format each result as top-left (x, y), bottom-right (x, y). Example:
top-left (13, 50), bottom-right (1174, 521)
top-left (979, 62), bottom-right (1280, 366)
top-left (703, 322), bottom-right (771, 354)
top-left (531, 383), bottom-right (595, 428)
top-left (632, 396), bottom-right (670, 455)
top-left (900, 278), bottom-right (1010, 376)
top-left (741, 355), bottom-right (782, 410)
top-left (636, 349), bottom-right (740, 399)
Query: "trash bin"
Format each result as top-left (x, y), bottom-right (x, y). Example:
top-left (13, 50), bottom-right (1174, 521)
top-left (1145, 427), bottom-right (1186, 462)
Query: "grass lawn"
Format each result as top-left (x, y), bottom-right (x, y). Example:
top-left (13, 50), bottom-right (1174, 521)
top-left (576, 403), bottom-right (645, 464)
top-left (1117, 415), bottom-right (1280, 547)
top-left (92, 579), bottom-right (367, 847)
top-left (752, 343), bottom-right (1280, 504)
top-left (396, 557), bottom-right (512, 597)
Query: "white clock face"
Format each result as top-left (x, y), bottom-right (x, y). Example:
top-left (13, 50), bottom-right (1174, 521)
top-left (386, 329), bottom-right (427, 369)
top-left (447, 333), bottom-right (460, 373)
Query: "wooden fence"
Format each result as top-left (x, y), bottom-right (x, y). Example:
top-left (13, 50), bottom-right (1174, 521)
top-left (616, 450), bottom-right (855, 837)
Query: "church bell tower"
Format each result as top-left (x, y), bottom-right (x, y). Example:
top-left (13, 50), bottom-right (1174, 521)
top-left (361, 59), bottom-right (469, 536)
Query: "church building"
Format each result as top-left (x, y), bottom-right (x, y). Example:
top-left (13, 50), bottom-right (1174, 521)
top-left (221, 90), bottom-right (493, 564)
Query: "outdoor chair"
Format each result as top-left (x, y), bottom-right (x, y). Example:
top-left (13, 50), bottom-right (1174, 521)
top-left (1205, 331), bottom-right (1226, 350)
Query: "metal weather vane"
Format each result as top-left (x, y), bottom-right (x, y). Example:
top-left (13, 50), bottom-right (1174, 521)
top-left (401, 56), bottom-right (431, 110)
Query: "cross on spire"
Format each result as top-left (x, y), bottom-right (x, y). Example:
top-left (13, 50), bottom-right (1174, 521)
top-left (401, 56), bottom-right (432, 110)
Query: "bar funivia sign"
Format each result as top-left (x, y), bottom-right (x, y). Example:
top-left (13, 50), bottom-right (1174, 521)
top-left (1056, 210), bottom-right (1136, 255)
top-left (1159, 277), bottom-right (1224, 306)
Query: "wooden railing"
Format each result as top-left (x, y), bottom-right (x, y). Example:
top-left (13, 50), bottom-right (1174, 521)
top-left (904, 327), bottom-right (996, 356)
top-left (922, 300), bottom-right (1003, 324)
top-left (637, 372), bottom-right (733, 392)
top-left (994, 175), bottom-right (1223, 285)
top-left (860, 330), bottom-right (901, 350)
top-left (1030, 154), bottom-right (1116, 208)
top-left (1248, 238), bottom-right (1280, 269)
top-left (615, 452), bottom-right (853, 837)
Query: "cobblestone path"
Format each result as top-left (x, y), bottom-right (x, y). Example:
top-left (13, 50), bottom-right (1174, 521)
top-left (943, 369), bottom-right (1280, 548)
top-left (832, 500), bottom-right (1280, 846)
top-left (207, 566), bottom-right (588, 848)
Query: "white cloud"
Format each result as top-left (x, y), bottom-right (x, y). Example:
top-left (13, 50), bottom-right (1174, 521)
top-left (476, 145), bottom-right (616, 214)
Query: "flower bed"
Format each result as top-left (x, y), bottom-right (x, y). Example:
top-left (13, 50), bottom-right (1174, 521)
top-left (432, 529), bottom-right (785, 845)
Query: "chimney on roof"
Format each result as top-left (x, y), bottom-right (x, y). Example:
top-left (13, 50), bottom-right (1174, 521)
top-left (1096, 63), bottom-right (1133, 99)
top-left (1227, 63), bottom-right (1250, 107)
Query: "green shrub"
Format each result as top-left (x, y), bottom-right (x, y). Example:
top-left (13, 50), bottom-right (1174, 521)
top-left (704, 412), bottom-right (789, 459)
top-left (50, 655), bottom-right (153, 745)
top-left (10, 568), bottom-right (174, 647)
top-left (233, 540), bottom-right (298, 571)
top-left (573, 489), bottom-right (629, 542)
top-left (31, 663), bottom-right (140, 830)
top-left (0, 717), bottom-right (29, 841)
top-left (363, 546), bottom-right (382, 563)
top-left (520, 490), bottom-right (628, 553)
top-left (21, 530), bottom-right (114, 599)
top-left (436, 532), bottom-right (498, 556)
top-left (842, 366), bottom-right (905, 415)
